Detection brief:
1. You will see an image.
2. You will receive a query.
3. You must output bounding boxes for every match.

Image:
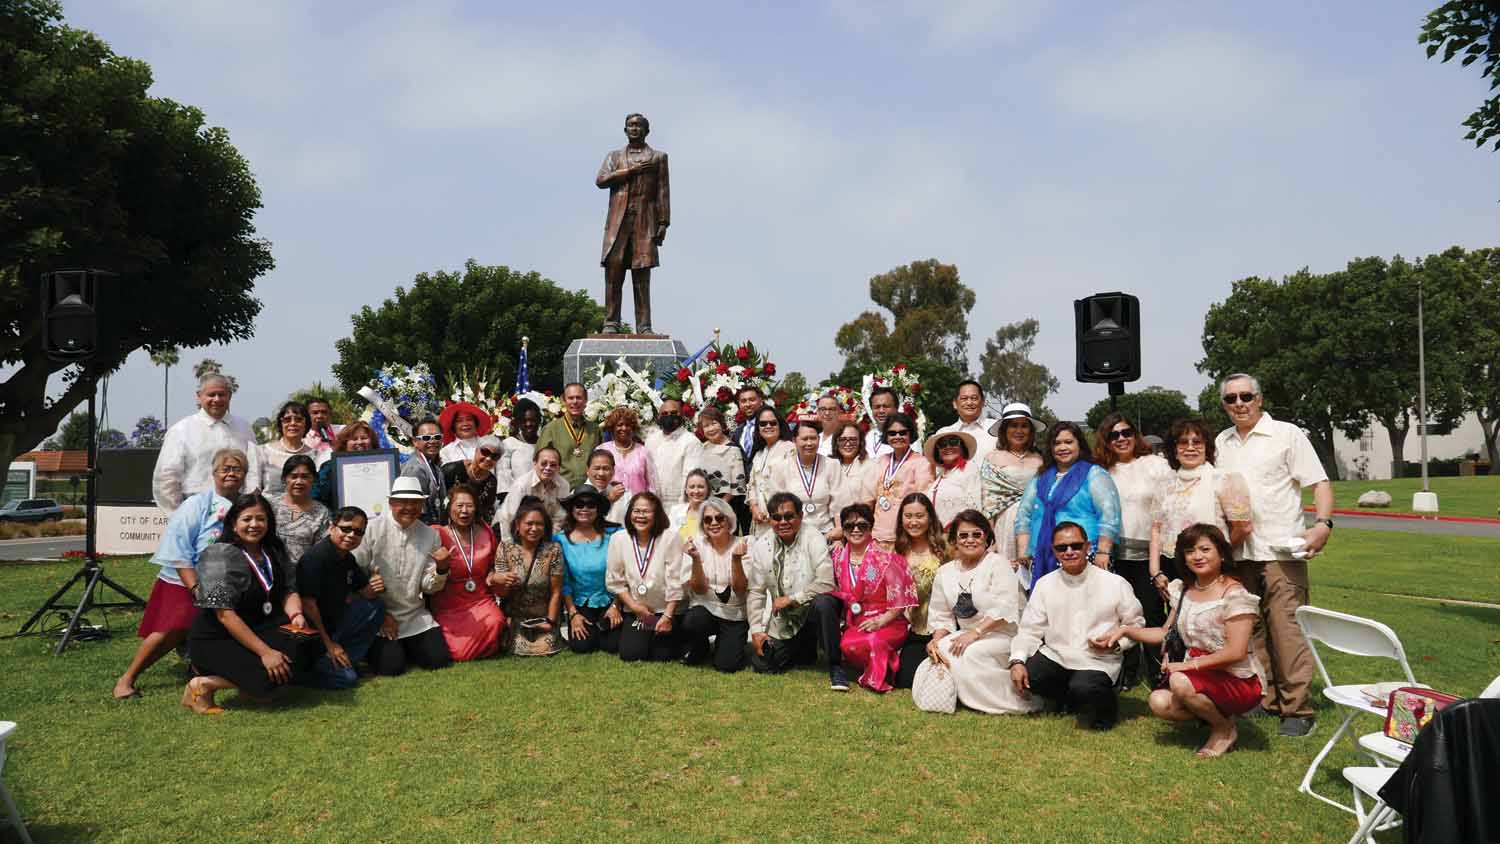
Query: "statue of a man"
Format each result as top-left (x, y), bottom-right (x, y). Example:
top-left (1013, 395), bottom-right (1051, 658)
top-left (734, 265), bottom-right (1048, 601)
top-left (596, 113), bottom-right (669, 335)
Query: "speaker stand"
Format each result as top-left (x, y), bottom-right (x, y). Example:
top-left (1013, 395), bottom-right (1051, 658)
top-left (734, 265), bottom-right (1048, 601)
top-left (1108, 381), bottom-right (1123, 411)
top-left (11, 363), bottom-right (146, 654)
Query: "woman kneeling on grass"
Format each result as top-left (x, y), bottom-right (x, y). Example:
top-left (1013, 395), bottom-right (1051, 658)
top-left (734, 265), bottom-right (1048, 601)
top-left (1095, 523), bottom-right (1264, 757)
top-left (184, 494), bottom-right (319, 714)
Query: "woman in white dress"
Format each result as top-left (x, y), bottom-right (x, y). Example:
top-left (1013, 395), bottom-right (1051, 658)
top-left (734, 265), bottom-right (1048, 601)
top-left (923, 509), bottom-right (1040, 715)
top-left (744, 406), bottom-right (794, 539)
top-left (922, 430), bottom-right (980, 530)
top-left (770, 422), bottom-right (838, 537)
top-left (979, 403), bottom-right (1044, 562)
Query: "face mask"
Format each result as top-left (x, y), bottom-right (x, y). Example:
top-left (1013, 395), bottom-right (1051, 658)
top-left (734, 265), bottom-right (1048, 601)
top-left (658, 414), bottom-right (682, 433)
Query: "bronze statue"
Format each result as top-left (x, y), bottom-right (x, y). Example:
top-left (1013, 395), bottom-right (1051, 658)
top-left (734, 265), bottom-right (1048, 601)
top-left (596, 113), bottom-right (669, 335)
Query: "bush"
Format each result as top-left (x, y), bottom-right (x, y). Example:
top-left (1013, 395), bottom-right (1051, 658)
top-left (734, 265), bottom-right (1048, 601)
top-left (1397, 459), bottom-right (1490, 477)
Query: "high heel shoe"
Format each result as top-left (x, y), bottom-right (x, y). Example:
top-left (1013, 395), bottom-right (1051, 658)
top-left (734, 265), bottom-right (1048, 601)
top-left (180, 678), bottom-right (224, 715)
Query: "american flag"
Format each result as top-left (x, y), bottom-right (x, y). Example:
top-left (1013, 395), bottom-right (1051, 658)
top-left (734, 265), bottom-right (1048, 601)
top-left (515, 337), bottom-right (530, 393)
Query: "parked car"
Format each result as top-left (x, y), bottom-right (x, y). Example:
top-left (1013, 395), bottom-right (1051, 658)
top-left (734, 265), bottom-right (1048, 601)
top-left (0, 498), bottom-right (65, 522)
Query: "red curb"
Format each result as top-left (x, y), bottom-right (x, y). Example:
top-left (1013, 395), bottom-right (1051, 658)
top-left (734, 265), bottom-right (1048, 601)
top-left (1304, 506), bottom-right (1500, 525)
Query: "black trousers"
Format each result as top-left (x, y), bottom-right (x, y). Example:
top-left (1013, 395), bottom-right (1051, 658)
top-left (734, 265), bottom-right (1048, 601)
top-left (1026, 651), bottom-right (1118, 728)
top-left (1114, 557), bottom-right (1165, 684)
top-left (893, 632), bottom-right (932, 689)
top-left (680, 605), bottom-right (749, 673)
top-left (618, 611), bottom-right (683, 662)
top-left (369, 626), bottom-right (452, 676)
top-left (567, 604), bottom-right (622, 655)
top-left (749, 594), bottom-right (843, 675)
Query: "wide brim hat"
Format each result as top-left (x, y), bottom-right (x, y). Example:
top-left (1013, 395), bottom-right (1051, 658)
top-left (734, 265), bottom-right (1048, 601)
top-left (438, 401), bottom-right (494, 443)
top-left (923, 430), bottom-right (977, 462)
top-left (388, 476), bottom-right (427, 500)
top-left (989, 402), bottom-right (1042, 438)
top-left (561, 483), bottom-right (608, 510)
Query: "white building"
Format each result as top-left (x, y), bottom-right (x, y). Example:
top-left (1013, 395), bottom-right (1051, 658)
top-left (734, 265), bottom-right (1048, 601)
top-left (1331, 412), bottom-right (1489, 480)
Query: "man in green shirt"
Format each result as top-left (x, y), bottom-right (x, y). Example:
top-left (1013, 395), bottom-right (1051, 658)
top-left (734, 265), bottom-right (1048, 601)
top-left (536, 382), bottom-right (601, 487)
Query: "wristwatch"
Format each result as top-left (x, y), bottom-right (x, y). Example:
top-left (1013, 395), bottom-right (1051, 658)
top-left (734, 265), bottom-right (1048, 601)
top-left (1008, 659), bottom-right (1026, 668)
top-left (1316, 517), bottom-right (1334, 531)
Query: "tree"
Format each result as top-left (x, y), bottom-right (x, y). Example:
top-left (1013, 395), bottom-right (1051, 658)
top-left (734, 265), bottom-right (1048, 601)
top-left (287, 382), bottom-right (359, 425)
top-left (150, 346), bottom-right (179, 423)
top-left (834, 259), bottom-right (977, 371)
top-left (1199, 271), bottom-right (1348, 479)
top-left (333, 260), bottom-right (603, 396)
top-left (1444, 247), bottom-right (1500, 465)
top-left (772, 371), bottom-right (811, 409)
top-left (1420, 1), bottom-right (1500, 150)
top-left (130, 415), bottom-right (164, 448)
top-left (0, 1), bottom-right (273, 472)
top-left (41, 410), bottom-right (122, 451)
top-left (192, 358), bottom-right (238, 392)
top-left (977, 318), bottom-right (1061, 419)
top-left (1195, 383), bottom-right (1232, 433)
top-left (1083, 386), bottom-right (1193, 439)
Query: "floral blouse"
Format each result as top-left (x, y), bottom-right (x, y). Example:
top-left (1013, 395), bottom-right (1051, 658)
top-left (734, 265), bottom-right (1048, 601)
top-left (1167, 579), bottom-right (1264, 682)
top-left (272, 497), bottom-right (331, 574)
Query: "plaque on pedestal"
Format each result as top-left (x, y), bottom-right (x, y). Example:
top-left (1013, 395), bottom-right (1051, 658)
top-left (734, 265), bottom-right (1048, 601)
top-left (564, 335), bottom-right (689, 385)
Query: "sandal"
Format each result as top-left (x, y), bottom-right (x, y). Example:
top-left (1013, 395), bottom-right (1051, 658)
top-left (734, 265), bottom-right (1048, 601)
top-left (1195, 728), bottom-right (1237, 758)
top-left (180, 678), bottom-right (224, 715)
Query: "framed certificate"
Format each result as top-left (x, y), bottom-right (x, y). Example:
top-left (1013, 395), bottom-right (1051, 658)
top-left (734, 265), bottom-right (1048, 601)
top-left (332, 449), bottom-right (400, 517)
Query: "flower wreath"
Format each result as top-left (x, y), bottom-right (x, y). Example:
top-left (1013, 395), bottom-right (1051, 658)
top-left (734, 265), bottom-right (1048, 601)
top-left (660, 340), bottom-right (779, 425)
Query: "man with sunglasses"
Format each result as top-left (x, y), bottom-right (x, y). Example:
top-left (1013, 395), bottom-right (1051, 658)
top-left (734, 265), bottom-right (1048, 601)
top-left (745, 493), bottom-right (846, 690)
top-left (1009, 522), bottom-right (1144, 730)
top-left (400, 419), bottom-right (449, 525)
top-left (296, 507), bottom-right (385, 689)
top-left (1212, 373), bottom-right (1333, 738)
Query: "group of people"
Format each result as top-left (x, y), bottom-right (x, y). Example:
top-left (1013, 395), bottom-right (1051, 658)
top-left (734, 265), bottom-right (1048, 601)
top-left (115, 369), bottom-right (1335, 758)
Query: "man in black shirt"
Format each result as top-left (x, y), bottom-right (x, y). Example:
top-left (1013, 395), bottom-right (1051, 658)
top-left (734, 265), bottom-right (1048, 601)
top-left (297, 507), bottom-right (384, 689)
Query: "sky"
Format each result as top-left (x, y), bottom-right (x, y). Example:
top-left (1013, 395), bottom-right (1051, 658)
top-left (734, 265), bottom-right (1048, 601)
top-left (52, 0), bottom-right (1500, 436)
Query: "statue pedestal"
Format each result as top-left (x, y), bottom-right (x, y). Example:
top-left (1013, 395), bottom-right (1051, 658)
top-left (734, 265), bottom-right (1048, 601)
top-left (564, 334), bottom-right (689, 385)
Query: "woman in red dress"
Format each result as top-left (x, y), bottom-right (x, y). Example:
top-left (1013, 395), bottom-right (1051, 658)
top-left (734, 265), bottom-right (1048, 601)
top-left (833, 502), bottom-right (918, 692)
top-left (433, 484), bottom-right (505, 660)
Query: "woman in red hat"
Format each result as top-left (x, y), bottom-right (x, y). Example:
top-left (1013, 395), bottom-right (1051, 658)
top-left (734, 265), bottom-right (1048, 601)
top-left (438, 402), bottom-right (501, 466)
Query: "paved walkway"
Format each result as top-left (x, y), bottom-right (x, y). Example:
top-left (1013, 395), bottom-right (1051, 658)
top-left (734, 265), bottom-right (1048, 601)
top-left (1312, 512), bottom-right (1500, 538)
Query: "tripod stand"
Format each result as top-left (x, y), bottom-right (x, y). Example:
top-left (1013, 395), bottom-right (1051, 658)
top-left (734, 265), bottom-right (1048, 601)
top-left (14, 363), bottom-right (146, 654)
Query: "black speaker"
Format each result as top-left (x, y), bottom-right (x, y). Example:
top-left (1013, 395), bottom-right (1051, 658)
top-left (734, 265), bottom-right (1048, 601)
top-left (1073, 292), bottom-right (1141, 383)
top-left (41, 269), bottom-right (107, 362)
top-left (96, 448), bottom-right (162, 506)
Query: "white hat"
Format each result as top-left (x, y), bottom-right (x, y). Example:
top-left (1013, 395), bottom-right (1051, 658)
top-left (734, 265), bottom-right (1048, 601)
top-left (388, 476), bottom-right (427, 500)
top-left (989, 402), bottom-right (1042, 438)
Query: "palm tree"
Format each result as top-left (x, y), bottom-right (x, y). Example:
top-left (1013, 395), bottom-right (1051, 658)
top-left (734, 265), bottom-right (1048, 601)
top-left (150, 347), bottom-right (180, 423)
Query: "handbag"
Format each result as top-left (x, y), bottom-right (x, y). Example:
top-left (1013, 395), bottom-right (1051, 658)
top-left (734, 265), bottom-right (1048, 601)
top-left (1155, 590), bottom-right (1189, 690)
top-left (911, 657), bottom-right (958, 714)
top-left (1383, 686), bottom-right (1460, 745)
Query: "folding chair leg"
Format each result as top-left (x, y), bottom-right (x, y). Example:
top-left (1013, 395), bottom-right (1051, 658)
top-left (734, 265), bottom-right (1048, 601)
top-left (0, 781), bottom-right (34, 844)
top-left (1347, 803), bottom-right (1395, 844)
top-left (1300, 709), bottom-right (1360, 813)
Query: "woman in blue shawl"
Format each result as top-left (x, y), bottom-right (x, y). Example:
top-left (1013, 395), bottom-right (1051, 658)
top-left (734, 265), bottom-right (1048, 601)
top-left (1013, 421), bottom-right (1121, 592)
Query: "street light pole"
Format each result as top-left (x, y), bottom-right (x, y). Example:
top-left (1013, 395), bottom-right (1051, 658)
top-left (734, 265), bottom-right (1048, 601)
top-left (1414, 273), bottom-right (1438, 514)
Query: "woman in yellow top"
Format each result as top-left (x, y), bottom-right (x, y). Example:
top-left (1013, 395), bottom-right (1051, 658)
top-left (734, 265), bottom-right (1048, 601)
top-left (891, 492), bottom-right (950, 689)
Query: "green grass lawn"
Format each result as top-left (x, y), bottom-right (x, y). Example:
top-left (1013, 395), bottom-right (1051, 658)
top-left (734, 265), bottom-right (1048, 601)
top-left (1306, 474), bottom-right (1500, 519)
top-left (1, 530), bottom-right (1495, 844)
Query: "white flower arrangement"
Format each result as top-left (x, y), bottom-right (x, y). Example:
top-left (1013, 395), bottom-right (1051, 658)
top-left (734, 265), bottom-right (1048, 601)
top-left (583, 358), bottom-right (663, 424)
top-left (861, 364), bottom-right (928, 440)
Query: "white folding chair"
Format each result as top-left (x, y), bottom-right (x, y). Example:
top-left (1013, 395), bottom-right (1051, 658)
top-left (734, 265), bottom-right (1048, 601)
top-left (1342, 766), bottom-right (1398, 844)
top-left (1294, 606), bottom-right (1417, 815)
top-left (0, 721), bottom-right (35, 844)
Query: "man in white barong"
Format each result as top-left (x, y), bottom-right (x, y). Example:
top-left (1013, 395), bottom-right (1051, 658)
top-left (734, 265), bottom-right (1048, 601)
top-left (646, 397), bottom-right (702, 504)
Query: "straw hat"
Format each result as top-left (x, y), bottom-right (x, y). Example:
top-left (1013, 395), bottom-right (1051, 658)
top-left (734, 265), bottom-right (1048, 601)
top-left (923, 430), bottom-right (977, 462)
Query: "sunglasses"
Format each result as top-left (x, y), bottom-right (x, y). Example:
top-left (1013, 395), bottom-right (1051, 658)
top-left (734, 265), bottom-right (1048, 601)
top-left (1177, 438), bottom-right (1206, 448)
top-left (1052, 541), bottom-right (1087, 553)
top-left (769, 512), bottom-right (800, 522)
top-left (937, 438), bottom-right (963, 449)
top-left (843, 521), bottom-right (872, 532)
top-left (955, 530), bottom-right (987, 541)
top-left (415, 433), bottom-right (443, 443)
top-left (570, 502), bottom-right (599, 510)
top-left (333, 524), bottom-right (366, 537)
top-left (478, 448), bottom-right (499, 459)
top-left (280, 416), bottom-right (305, 424)
top-left (1105, 428), bottom-right (1135, 442)
top-left (702, 514), bottom-right (728, 525)
top-left (1222, 392), bottom-right (1257, 405)
top-left (885, 429), bottom-right (911, 439)
top-left (836, 437), bottom-right (861, 446)
top-left (757, 420), bottom-right (779, 429)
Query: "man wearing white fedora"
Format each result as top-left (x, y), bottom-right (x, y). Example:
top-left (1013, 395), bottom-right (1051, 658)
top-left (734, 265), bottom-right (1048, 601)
top-left (352, 476), bottom-right (454, 675)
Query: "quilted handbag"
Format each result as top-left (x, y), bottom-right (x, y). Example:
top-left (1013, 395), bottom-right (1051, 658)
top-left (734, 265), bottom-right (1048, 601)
top-left (1383, 686), bottom-right (1460, 744)
top-left (912, 658), bottom-right (957, 714)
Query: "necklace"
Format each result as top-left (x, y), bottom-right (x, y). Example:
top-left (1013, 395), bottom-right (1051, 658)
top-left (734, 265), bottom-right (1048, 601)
top-left (1190, 574), bottom-right (1225, 592)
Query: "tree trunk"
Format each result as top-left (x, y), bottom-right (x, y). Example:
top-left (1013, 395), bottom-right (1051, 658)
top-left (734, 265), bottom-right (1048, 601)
top-left (1480, 408), bottom-right (1500, 471)
top-left (1306, 422), bottom-right (1342, 482)
top-left (1380, 412), bottom-right (1410, 479)
top-left (162, 364), bottom-right (169, 424)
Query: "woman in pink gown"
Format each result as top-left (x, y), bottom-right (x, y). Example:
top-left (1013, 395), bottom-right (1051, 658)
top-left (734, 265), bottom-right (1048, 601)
top-left (432, 484), bottom-right (505, 661)
top-left (833, 502), bottom-right (918, 692)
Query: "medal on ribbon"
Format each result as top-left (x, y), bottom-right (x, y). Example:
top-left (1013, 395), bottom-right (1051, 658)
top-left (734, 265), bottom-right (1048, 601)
top-left (796, 455), bottom-right (820, 515)
top-left (448, 524), bottom-right (480, 594)
top-left (632, 534), bottom-right (655, 597)
top-left (242, 549), bottom-right (275, 616)
top-left (562, 415), bottom-right (587, 459)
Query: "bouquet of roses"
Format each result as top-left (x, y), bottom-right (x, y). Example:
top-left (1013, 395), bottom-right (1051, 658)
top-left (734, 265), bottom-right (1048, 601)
top-left (786, 384), bottom-right (863, 425)
top-left (661, 339), bottom-right (779, 425)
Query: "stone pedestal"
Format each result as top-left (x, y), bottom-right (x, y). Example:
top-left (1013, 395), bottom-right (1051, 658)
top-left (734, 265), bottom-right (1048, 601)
top-left (564, 334), bottom-right (689, 385)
